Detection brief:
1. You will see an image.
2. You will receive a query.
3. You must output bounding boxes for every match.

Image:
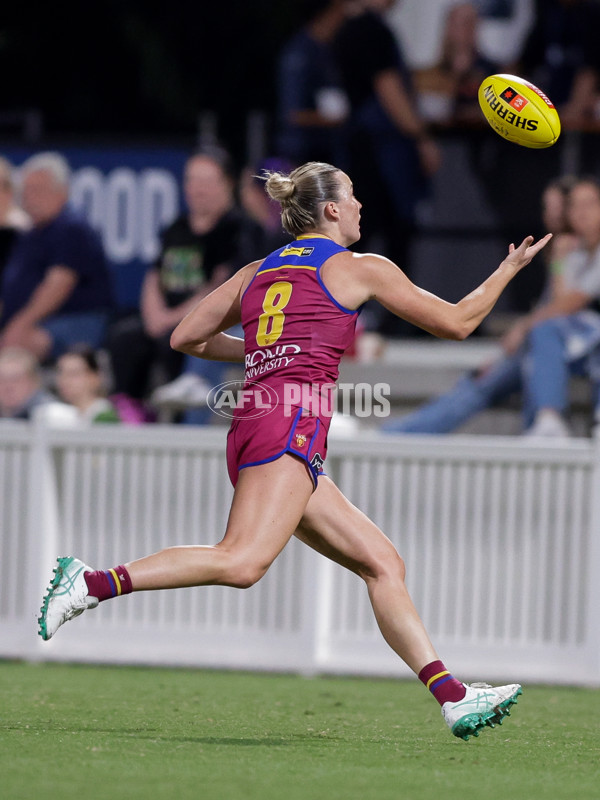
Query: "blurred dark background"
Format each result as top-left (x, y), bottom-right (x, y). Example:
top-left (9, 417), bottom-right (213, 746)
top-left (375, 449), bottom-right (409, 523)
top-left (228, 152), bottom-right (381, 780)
top-left (3, 0), bottom-right (600, 316)
top-left (0, 1), bottom-right (302, 153)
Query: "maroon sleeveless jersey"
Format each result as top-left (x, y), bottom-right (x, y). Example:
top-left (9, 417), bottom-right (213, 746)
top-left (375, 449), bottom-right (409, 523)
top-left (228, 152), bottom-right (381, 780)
top-left (241, 234), bottom-right (358, 398)
top-left (226, 234), bottom-right (359, 486)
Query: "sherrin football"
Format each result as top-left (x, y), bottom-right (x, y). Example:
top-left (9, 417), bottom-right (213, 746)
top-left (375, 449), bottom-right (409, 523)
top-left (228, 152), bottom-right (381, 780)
top-left (478, 73), bottom-right (561, 148)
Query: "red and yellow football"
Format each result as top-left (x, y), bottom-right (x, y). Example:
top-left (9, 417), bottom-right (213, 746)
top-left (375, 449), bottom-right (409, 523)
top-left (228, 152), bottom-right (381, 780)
top-left (478, 73), bottom-right (561, 148)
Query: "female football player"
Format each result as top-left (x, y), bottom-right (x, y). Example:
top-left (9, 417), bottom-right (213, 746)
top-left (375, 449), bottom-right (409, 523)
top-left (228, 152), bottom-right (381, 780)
top-left (39, 161), bottom-right (550, 740)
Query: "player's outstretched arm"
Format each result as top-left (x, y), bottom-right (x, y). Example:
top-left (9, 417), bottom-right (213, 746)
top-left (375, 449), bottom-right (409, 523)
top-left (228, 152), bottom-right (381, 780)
top-left (338, 234), bottom-right (552, 340)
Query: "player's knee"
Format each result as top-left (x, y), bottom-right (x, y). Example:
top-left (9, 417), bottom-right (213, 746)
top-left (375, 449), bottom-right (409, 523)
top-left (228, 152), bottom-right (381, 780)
top-left (378, 549), bottom-right (406, 583)
top-left (384, 550), bottom-right (406, 582)
top-left (397, 553), bottom-right (407, 581)
top-left (226, 560), bottom-right (269, 590)
top-left (361, 547), bottom-right (406, 583)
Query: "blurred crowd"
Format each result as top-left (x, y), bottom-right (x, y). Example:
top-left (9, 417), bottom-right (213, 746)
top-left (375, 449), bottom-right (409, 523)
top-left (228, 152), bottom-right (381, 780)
top-left (2, 0), bottom-right (600, 437)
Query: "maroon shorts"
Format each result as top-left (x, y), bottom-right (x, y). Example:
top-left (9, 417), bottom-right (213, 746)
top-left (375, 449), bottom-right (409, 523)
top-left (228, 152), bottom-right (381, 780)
top-left (226, 405), bottom-right (328, 488)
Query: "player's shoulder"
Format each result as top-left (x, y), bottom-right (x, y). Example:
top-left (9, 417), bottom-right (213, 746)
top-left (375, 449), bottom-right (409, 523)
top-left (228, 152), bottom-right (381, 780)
top-left (238, 258), bottom-right (265, 294)
top-left (324, 250), bottom-right (406, 302)
top-left (327, 249), bottom-right (395, 273)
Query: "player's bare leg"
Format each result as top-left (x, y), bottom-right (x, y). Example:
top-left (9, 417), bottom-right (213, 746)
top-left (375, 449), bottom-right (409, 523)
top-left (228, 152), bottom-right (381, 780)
top-left (295, 475), bottom-right (437, 674)
top-left (126, 454), bottom-right (314, 590)
top-left (295, 475), bottom-right (522, 739)
top-left (38, 454), bottom-right (313, 638)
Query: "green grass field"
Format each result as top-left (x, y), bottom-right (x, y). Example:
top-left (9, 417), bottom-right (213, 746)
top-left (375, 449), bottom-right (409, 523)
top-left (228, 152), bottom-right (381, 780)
top-left (1, 662), bottom-right (597, 800)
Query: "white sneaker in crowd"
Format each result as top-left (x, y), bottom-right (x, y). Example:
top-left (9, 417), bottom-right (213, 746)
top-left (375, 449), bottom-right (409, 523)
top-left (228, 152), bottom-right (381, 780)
top-left (150, 373), bottom-right (211, 407)
top-left (524, 409), bottom-right (571, 438)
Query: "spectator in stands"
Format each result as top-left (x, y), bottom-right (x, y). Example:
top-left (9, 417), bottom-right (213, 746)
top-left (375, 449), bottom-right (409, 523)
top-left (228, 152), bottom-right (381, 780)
top-left (239, 157), bottom-right (294, 252)
top-left (334, 0), bottom-right (442, 336)
top-left (0, 152), bottom-right (114, 362)
top-left (276, 0), bottom-right (349, 166)
top-left (108, 145), bottom-right (264, 408)
top-left (413, 2), bottom-right (499, 124)
top-left (513, 0), bottom-right (600, 124)
top-left (0, 346), bottom-right (55, 420)
top-left (0, 156), bottom-right (30, 281)
top-left (522, 177), bottom-right (600, 437)
top-left (51, 346), bottom-right (121, 425)
top-left (382, 174), bottom-right (580, 434)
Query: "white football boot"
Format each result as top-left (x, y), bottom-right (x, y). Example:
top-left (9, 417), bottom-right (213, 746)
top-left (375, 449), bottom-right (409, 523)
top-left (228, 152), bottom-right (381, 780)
top-left (38, 556), bottom-right (99, 641)
top-left (442, 682), bottom-right (523, 740)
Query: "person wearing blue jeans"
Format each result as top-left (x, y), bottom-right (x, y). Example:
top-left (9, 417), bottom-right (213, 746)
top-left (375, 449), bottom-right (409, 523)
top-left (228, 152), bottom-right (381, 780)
top-left (522, 312), bottom-right (600, 436)
top-left (383, 176), bottom-right (600, 437)
top-left (521, 177), bottom-right (600, 436)
top-left (381, 352), bottom-right (524, 434)
top-left (383, 312), bottom-right (600, 437)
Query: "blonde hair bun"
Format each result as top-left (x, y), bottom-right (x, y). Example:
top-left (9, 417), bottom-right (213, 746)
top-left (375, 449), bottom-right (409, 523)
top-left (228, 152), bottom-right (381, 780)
top-left (264, 172), bottom-right (296, 203)
top-left (261, 161), bottom-right (341, 237)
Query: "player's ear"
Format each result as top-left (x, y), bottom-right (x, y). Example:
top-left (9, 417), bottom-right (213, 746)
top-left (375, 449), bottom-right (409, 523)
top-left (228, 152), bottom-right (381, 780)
top-left (323, 200), bottom-right (339, 222)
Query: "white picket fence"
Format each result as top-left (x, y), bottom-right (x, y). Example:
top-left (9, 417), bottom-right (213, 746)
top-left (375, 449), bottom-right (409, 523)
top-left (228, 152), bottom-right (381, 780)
top-left (1, 420), bottom-right (599, 686)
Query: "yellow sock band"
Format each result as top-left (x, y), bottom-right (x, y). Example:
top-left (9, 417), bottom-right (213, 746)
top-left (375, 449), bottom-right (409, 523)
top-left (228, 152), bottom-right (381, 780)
top-left (108, 568), bottom-right (122, 596)
top-left (426, 670), bottom-right (449, 690)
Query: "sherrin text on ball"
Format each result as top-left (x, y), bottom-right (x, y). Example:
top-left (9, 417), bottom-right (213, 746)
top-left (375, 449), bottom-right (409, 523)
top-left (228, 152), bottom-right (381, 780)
top-left (478, 73), bottom-right (561, 148)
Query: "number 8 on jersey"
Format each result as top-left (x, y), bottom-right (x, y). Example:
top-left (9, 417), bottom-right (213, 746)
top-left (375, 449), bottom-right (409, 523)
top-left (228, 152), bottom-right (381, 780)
top-left (256, 281), bottom-right (293, 346)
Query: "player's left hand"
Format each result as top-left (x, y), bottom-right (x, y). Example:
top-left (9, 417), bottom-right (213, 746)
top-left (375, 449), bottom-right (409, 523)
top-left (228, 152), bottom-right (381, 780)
top-left (504, 233), bottom-right (553, 273)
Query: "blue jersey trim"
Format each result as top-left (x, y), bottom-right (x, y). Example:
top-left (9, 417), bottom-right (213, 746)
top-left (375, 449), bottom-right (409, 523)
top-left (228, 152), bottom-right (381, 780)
top-left (242, 237), bottom-right (358, 319)
top-left (315, 264), bottom-right (358, 315)
top-left (240, 269), bottom-right (259, 303)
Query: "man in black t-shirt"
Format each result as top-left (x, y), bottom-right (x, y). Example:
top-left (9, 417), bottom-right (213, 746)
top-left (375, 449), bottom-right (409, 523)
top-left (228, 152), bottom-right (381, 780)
top-left (156, 205), bottom-right (262, 310)
top-left (107, 147), bottom-right (265, 400)
top-left (335, 0), bottom-right (441, 336)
